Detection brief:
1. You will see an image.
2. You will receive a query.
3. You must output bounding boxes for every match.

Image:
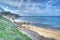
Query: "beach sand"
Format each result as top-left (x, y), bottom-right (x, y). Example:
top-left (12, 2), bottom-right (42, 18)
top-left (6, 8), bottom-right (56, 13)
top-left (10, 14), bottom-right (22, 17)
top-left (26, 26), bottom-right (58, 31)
top-left (18, 28), bottom-right (55, 40)
top-left (16, 24), bottom-right (60, 40)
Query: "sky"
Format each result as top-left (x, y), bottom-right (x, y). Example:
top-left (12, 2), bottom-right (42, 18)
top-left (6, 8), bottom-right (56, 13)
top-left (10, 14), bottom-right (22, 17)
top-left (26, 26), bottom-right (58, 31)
top-left (0, 0), bottom-right (60, 16)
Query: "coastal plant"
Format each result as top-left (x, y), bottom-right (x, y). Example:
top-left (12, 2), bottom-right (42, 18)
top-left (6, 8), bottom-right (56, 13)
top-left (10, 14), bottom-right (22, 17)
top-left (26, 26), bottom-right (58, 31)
top-left (0, 16), bottom-right (31, 40)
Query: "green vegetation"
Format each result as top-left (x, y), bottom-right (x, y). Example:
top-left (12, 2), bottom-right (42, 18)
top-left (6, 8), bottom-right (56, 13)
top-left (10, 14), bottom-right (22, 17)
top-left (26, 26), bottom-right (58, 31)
top-left (0, 16), bottom-right (31, 40)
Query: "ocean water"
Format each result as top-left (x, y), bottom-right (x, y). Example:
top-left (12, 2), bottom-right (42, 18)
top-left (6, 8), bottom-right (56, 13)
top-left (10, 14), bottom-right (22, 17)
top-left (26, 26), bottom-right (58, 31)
top-left (15, 16), bottom-right (60, 29)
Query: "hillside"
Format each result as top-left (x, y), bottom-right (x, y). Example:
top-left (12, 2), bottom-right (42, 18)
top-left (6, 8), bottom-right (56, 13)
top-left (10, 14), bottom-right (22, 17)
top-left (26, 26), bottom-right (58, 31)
top-left (0, 16), bottom-right (31, 40)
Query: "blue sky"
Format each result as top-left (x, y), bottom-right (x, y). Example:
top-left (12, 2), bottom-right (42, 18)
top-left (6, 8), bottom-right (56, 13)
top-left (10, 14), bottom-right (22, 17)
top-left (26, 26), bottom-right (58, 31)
top-left (0, 0), bottom-right (60, 16)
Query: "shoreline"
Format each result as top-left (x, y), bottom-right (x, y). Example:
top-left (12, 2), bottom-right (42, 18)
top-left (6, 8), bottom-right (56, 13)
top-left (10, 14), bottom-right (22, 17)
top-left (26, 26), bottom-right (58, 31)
top-left (28, 25), bottom-right (60, 39)
top-left (16, 21), bottom-right (60, 30)
top-left (18, 28), bottom-right (55, 40)
top-left (16, 22), bottom-right (60, 40)
top-left (29, 24), bottom-right (60, 31)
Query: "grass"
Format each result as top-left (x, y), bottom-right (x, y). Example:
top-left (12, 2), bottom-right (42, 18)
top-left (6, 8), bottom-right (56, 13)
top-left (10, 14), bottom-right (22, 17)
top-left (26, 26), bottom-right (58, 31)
top-left (0, 16), bottom-right (31, 40)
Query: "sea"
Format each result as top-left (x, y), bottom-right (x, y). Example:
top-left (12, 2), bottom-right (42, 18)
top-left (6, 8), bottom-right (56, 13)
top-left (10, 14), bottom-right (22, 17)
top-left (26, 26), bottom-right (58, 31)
top-left (14, 16), bottom-right (60, 30)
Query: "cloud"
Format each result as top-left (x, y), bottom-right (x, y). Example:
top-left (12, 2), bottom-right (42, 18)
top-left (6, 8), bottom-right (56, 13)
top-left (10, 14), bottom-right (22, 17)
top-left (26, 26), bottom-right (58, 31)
top-left (0, 0), bottom-right (60, 16)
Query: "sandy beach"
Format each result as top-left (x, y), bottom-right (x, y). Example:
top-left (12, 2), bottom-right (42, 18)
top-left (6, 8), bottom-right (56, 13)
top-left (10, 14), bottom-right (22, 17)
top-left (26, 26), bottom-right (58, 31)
top-left (16, 22), bottom-right (60, 40)
top-left (18, 28), bottom-right (55, 40)
top-left (28, 25), bottom-right (60, 40)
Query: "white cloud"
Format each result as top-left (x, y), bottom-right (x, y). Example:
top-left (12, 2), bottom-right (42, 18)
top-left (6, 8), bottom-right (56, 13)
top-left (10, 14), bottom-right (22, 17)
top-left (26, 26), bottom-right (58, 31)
top-left (0, 0), bottom-right (60, 16)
